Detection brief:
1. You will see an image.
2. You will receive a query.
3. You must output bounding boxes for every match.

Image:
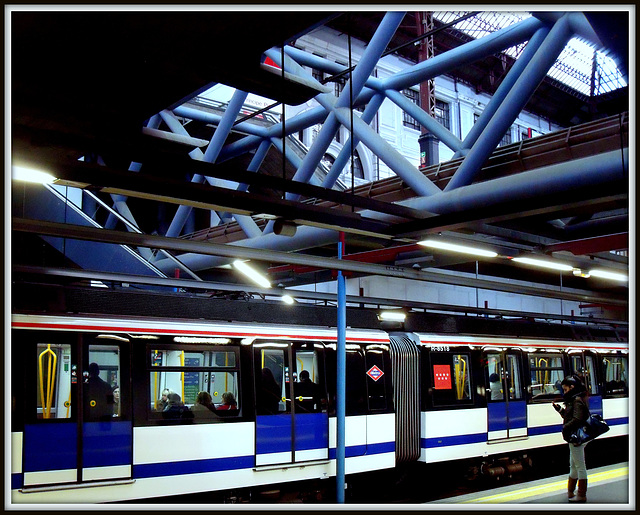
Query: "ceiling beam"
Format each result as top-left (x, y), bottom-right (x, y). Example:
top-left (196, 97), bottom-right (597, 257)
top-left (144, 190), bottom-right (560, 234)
top-left (19, 160), bottom-right (394, 239)
top-left (13, 218), bottom-right (628, 307)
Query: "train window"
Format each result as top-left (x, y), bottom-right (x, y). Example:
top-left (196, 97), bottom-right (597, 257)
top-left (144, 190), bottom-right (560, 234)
top-left (529, 353), bottom-right (564, 399)
top-left (86, 344), bottom-right (121, 420)
top-left (431, 352), bottom-right (473, 406)
top-left (148, 346), bottom-right (240, 420)
top-left (293, 346), bottom-right (327, 413)
top-left (570, 354), bottom-right (597, 395)
top-left (345, 348), bottom-right (367, 415)
top-left (365, 346), bottom-right (387, 411)
top-left (506, 355), bottom-right (524, 400)
top-left (486, 353), bottom-right (503, 401)
top-left (603, 355), bottom-right (628, 395)
top-left (256, 347), bottom-right (289, 415)
top-left (35, 343), bottom-right (72, 419)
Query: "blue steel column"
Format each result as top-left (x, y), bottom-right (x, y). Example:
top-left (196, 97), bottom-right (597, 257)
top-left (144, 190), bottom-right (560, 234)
top-left (321, 93), bottom-right (385, 188)
top-left (454, 25), bottom-right (550, 157)
top-left (383, 16), bottom-right (543, 92)
top-left (160, 110), bottom-right (221, 237)
top-left (445, 14), bottom-right (574, 191)
top-left (289, 12), bottom-right (405, 192)
top-left (333, 107), bottom-right (441, 197)
top-left (336, 231), bottom-right (346, 504)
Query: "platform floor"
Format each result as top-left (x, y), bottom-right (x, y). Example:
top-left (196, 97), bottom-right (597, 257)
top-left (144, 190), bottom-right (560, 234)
top-left (427, 462), bottom-right (631, 506)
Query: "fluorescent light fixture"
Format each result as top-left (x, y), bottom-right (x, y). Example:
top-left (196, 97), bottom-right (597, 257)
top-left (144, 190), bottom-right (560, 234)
top-left (588, 269), bottom-right (628, 282)
top-left (281, 294), bottom-right (295, 305)
top-left (378, 311), bottom-right (406, 322)
top-left (511, 257), bottom-right (573, 271)
top-left (418, 239), bottom-right (497, 258)
top-left (173, 336), bottom-right (231, 344)
top-left (232, 260), bottom-right (271, 288)
top-left (12, 166), bottom-right (56, 184)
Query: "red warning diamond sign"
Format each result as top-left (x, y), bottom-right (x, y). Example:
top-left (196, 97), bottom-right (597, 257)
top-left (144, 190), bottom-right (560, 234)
top-left (366, 365), bottom-right (384, 382)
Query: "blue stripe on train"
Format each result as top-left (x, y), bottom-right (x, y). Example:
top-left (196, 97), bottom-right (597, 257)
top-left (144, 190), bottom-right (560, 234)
top-left (421, 433), bottom-right (486, 448)
top-left (328, 441), bottom-right (395, 459)
top-left (133, 455), bottom-right (255, 479)
top-left (134, 442), bottom-right (395, 479)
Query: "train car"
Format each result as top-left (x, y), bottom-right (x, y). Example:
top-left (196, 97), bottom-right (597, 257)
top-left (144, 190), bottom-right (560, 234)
top-left (387, 332), bottom-right (629, 478)
top-left (10, 313), bottom-right (396, 503)
top-left (9, 304), bottom-right (629, 504)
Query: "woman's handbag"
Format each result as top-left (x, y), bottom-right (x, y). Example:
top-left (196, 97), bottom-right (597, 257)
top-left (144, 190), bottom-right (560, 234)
top-left (569, 413), bottom-right (610, 445)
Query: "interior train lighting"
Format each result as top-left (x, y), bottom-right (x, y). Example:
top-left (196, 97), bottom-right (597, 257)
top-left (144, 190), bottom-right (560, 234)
top-left (12, 166), bottom-right (56, 184)
top-left (378, 311), bottom-right (407, 322)
top-left (511, 257), bottom-right (574, 271)
top-left (588, 269), bottom-right (628, 282)
top-left (232, 260), bottom-right (271, 288)
top-left (173, 336), bottom-right (231, 344)
top-left (418, 239), bottom-right (498, 258)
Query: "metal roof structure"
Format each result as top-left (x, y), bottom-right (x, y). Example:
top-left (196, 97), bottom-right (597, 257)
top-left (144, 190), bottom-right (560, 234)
top-left (9, 8), bottom-right (630, 323)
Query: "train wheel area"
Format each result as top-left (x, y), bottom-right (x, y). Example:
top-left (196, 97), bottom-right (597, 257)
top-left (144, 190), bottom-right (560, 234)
top-left (426, 462), bottom-right (629, 505)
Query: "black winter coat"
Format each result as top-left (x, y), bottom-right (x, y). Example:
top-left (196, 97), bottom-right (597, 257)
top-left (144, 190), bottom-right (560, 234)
top-left (559, 388), bottom-right (589, 443)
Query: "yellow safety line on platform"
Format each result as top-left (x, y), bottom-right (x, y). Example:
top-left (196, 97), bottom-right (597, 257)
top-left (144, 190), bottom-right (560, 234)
top-left (462, 466), bottom-right (628, 503)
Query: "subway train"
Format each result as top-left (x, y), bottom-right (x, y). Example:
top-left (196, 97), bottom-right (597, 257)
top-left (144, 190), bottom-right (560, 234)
top-left (9, 293), bottom-right (629, 504)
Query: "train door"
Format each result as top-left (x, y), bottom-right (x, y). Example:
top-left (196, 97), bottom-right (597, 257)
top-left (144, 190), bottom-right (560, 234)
top-left (485, 350), bottom-right (527, 441)
top-left (569, 350), bottom-right (602, 415)
top-left (22, 331), bottom-right (131, 488)
top-left (254, 341), bottom-right (328, 466)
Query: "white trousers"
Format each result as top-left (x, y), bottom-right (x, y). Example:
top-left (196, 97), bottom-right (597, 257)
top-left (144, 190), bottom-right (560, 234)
top-left (569, 442), bottom-right (588, 480)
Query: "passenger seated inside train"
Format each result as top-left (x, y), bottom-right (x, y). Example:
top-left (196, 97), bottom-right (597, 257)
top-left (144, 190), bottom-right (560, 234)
top-left (192, 391), bottom-right (217, 416)
top-left (216, 392), bottom-right (237, 410)
top-left (162, 392), bottom-right (194, 419)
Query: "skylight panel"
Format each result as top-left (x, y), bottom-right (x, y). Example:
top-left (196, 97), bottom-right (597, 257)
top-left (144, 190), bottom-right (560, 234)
top-left (433, 11), bottom-right (627, 97)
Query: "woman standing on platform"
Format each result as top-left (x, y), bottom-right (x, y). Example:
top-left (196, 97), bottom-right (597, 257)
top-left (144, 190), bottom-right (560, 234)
top-left (552, 375), bottom-right (590, 503)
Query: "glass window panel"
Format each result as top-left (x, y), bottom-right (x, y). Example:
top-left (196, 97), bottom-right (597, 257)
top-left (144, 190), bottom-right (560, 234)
top-left (453, 354), bottom-right (471, 401)
top-left (603, 356), bottom-right (628, 394)
top-left (365, 347), bottom-right (387, 411)
top-left (435, 99), bottom-right (450, 130)
top-left (257, 349), bottom-right (288, 415)
top-left (36, 343), bottom-right (72, 419)
top-left (529, 353), bottom-right (564, 397)
top-left (86, 344), bottom-right (119, 421)
top-left (506, 354), bottom-right (523, 400)
top-left (432, 352), bottom-right (473, 406)
top-left (345, 349), bottom-right (367, 415)
top-left (486, 353), bottom-right (504, 401)
top-left (151, 349), bottom-right (235, 367)
top-left (293, 349), bottom-right (324, 413)
top-left (402, 88), bottom-right (421, 130)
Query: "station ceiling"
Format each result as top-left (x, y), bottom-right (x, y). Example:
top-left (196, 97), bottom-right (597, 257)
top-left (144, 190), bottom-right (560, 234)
top-left (10, 10), bottom-right (630, 317)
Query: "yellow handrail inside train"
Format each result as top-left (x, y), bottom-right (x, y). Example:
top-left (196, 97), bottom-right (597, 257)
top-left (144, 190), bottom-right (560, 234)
top-left (66, 391), bottom-right (71, 418)
top-left (456, 356), bottom-right (467, 400)
top-left (181, 351), bottom-right (185, 401)
top-left (38, 344), bottom-right (57, 419)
